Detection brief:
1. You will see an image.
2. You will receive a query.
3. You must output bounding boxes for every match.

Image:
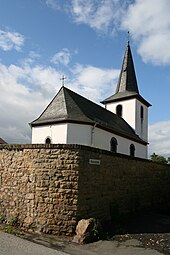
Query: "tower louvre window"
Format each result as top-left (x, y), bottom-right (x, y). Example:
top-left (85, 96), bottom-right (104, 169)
top-left (116, 105), bottom-right (122, 117)
top-left (140, 106), bottom-right (144, 120)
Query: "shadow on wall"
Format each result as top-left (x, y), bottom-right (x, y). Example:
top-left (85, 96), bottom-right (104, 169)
top-left (76, 146), bottom-right (170, 235)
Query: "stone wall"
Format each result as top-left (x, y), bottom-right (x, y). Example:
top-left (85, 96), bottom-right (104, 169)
top-left (77, 147), bottom-right (170, 222)
top-left (0, 144), bottom-right (170, 235)
top-left (0, 144), bottom-right (79, 235)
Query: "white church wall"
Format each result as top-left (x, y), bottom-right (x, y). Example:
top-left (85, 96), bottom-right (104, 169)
top-left (105, 98), bottom-right (149, 143)
top-left (67, 123), bottom-right (92, 145)
top-left (106, 99), bottom-right (136, 130)
top-left (32, 122), bottom-right (147, 158)
top-left (93, 127), bottom-right (147, 158)
top-left (32, 124), bottom-right (67, 144)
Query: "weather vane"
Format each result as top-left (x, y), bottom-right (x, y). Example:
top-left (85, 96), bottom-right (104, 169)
top-left (127, 31), bottom-right (130, 45)
top-left (60, 75), bottom-right (67, 87)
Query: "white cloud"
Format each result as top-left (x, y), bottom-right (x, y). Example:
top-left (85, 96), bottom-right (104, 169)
top-left (122, 0), bottom-right (170, 65)
top-left (0, 62), bottom-right (61, 144)
top-left (70, 0), bottom-right (126, 34)
top-left (70, 0), bottom-right (170, 65)
top-left (149, 121), bottom-right (170, 157)
top-left (45, 0), bottom-right (127, 34)
top-left (45, 0), bottom-right (60, 10)
top-left (45, 0), bottom-right (170, 65)
top-left (51, 48), bottom-right (71, 65)
top-left (22, 51), bottom-right (41, 65)
top-left (0, 29), bottom-right (25, 51)
top-left (45, 0), bottom-right (70, 11)
top-left (70, 64), bottom-right (119, 102)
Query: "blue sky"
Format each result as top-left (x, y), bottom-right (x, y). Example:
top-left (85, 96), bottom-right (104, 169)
top-left (0, 0), bottom-right (170, 156)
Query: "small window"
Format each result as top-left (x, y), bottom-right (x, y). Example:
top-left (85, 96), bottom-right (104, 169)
top-left (116, 105), bottom-right (122, 117)
top-left (45, 137), bottom-right (51, 144)
top-left (140, 106), bottom-right (144, 119)
top-left (110, 137), bottom-right (118, 153)
top-left (130, 144), bottom-right (135, 157)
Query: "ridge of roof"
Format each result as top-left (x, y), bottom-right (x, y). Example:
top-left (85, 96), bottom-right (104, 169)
top-left (31, 86), bottom-right (146, 144)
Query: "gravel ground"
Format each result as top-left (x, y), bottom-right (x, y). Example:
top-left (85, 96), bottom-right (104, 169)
top-left (114, 233), bottom-right (170, 255)
top-left (111, 211), bottom-right (170, 255)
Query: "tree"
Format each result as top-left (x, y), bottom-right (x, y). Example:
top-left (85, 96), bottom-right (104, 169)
top-left (150, 153), bottom-right (170, 164)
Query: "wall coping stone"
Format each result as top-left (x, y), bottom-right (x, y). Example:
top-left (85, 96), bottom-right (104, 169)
top-left (0, 143), bottom-right (170, 167)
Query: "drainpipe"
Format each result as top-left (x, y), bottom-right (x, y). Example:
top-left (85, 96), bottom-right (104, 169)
top-left (50, 125), bottom-right (52, 143)
top-left (91, 123), bottom-right (97, 146)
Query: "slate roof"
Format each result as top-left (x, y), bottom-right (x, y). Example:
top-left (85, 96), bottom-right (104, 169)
top-left (0, 138), bottom-right (7, 144)
top-left (31, 86), bottom-right (147, 145)
top-left (101, 43), bottom-right (151, 107)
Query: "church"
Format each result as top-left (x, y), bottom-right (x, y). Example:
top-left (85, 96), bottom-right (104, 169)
top-left (30, 43), bottom-right (151, 159)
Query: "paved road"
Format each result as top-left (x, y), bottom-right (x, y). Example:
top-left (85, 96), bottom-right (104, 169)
top-left (0, 231), bottom-right (166, 255)
top-left (0, 232), bottom-right (68, 255)
top-left (66, 239), bottom-right (165, 255)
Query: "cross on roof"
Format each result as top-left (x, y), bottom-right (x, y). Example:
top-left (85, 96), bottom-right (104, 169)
top-left (60, 75), bottom-right (67, 87)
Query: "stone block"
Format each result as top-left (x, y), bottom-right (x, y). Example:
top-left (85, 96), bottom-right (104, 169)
top-left (24, 216), bottom-right (33, 224)
top-left (25, 193), bottom-right (34, 200)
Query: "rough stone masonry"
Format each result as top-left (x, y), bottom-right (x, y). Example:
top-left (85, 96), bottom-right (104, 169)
top-left (0, 144), bottom-right (170, 236)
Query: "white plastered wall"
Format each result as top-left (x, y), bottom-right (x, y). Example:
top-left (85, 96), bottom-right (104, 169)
top-left (93, 127), bottom-right (147, 159)
top-left (32, 122), bottom-right (147, 158)
top-left (106, 99), bottom-right (136, 130)
top-left (67, 123), bottom-right (92, 145)
top-left (32, 124), bottom-right (67, 144)
top-left (105, 98), bottom-right (148, 142)
top-left (67, 123), bottom-right (147, 158)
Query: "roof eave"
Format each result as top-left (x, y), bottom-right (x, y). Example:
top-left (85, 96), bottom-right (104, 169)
top-left (31, 119), bottom-right (147, 146)
top-left (31, 119), bottom-right (95, 127)
top-left (101, 94), bottom-right (151, 107)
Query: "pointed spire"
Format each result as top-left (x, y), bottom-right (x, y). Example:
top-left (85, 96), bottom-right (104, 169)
top-left (116, 42), bottom-right (139, 94)
top-left (101, 41), bottom-right (151, 107)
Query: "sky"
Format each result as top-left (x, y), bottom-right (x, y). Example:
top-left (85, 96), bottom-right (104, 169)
top-left (0, 0), bottom-right (170, 157)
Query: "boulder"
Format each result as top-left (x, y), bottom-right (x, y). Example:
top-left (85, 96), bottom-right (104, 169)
top-left (73, 218), bottom-right (102, 244)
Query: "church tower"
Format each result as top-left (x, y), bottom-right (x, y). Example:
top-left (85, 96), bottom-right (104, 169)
top-left (101, 42), bottom-right (151, 142)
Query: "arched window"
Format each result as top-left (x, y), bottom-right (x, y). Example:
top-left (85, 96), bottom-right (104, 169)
top-left (110, 137), bottom-right (118, 153)
top-left (45, 137), bottom-right (51, 144)
top-left (130, 144), bottom-right (135, 157)
top-left (116, 105), bottom-right (122, 117)
top-left (140, 106), bottom-right (144, 120)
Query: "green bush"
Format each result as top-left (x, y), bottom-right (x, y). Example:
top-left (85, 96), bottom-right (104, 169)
top-left (0, 215), bottom-right (5, 224)
top-left (8, 216), bottom-right (18, 226)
